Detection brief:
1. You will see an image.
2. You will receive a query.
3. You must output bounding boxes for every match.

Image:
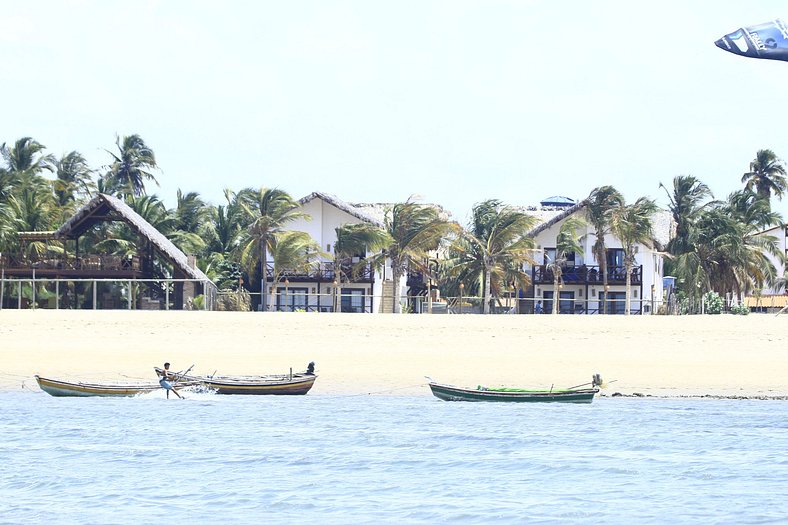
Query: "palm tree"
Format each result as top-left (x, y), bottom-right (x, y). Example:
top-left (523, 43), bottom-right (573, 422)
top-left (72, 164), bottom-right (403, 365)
top-left (609, 197), bottom-right (658, 315)
top-left (4, 187), bottom-right (60, 258)
top-left (0, 137), bottom-right (54, 180)
top-left (371, 199), bottom-right (458, 313)
top-left (333, 222), bottom-right (392, 312)
top-left (448, 200), bottom-right (536, 314)
top-left (586, 186), bottom-right (623, 314)
top-left (237, 188), bottom-right (308, 310)
top-left (174, 189), bottom-right (209, 235)
top-left (659, 175), bottom-right (713, 256)
top-left (741, 149), bottom-right (787, 204)
top-left (104, 134), bottom-right (159, 197)
top-left (547, 217), bottom-right (585, 314)
top-left (266, 230), bottom-right (321, 311)
top-left (53, 151), bottom-right (94, 211)
top-left (670, 189), bottom-right (782, 304)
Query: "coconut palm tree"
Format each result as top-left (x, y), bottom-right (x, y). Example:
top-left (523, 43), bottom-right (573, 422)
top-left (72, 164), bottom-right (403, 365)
top-left (371, 199), bottom-right (458, 313)
top-left (741, 149), bottom-right (787, 205)
top-left (609, 197), bottom-right (658, 315)
top-left (4, 187), bottom-right (60, 258)
top-left (174, 189), bottom-right (209, 235)
top-left (332, 222), bottom-right (392, 312)
top-left (104, 134), bottom-right (159, 197)
top-left (659, 175), bottom-right (713, 256)
top-left (546, 216), bottom-right (585, 314)
top-left (237, 188), bottom-right (308, 310)
top-left (0, 137), bottom-right (55, 181)
top-left (266, 230), bottom-right (321, 311)
top-left (586, 186), bottom-right (623, 314)
top-left (448, 200), bottom-right (536, 314)
top-left (670, 189), bottom-right (782, 303)
top-left (53, 151), bottom-right (94, 212)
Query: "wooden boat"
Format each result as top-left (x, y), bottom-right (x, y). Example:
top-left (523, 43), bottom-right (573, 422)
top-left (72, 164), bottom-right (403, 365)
top-left (35, 375), bottom-right (167, 397)
top-left (155, 363), bottom-right (317, 395)
top-left (427, 379), bottom-right (599, 403)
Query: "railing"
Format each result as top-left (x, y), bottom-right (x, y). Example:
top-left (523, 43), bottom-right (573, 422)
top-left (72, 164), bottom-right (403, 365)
top-left (264, 261), bottom-right (375, 282)
top-left (0, 277), bottom-right (214, 311)
top-left (0, 254), bottom-right (142, 273)
top-left (532, 265), bottom-right (642, 285)
top-left (217, 290), bottom-right (374, 313)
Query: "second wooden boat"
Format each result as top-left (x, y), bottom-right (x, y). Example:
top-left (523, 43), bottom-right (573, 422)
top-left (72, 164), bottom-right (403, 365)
top-left (155, 363), bottom-right (317, 395)
top-left (427, 380), bottom-right (599, 403)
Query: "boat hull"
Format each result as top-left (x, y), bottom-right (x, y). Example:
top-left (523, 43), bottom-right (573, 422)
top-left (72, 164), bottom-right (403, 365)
top-left (35, 375), bottom-right (161, 397)
top-left (428, 382), bottom-right (598, 403)
top-left (202, 375), bottom-right (317, 395)
top-left (156, 368), bottom-right (318, 395)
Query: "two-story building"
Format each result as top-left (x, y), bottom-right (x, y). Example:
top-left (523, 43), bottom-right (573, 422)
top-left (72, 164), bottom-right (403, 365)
top-left (523, 196), bottom-right (671, 315)
top-left (265, 192), bottom-right (405, 313)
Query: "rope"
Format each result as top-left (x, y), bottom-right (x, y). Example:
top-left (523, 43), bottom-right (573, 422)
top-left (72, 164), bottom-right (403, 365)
top-left (337, 383), bottom-right (428, 398)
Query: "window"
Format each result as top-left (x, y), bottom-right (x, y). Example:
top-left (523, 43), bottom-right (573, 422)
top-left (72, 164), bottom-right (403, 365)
top-left (277, 287), bottom-right (308, 312)
top-left (542, 291), bottom-right (575, 314)
top-left (544, 248), bottom-right (575, 266)
top-left (599, 291), bottom-right (626, 314)
top-left (340, 288), bottom-right (366, 313)
top-left (606, 248), bottom-right (625, 267)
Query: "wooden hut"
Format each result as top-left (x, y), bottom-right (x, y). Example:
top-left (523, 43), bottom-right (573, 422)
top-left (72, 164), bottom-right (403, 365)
top-left (0, 194), bottom-right (215, 310)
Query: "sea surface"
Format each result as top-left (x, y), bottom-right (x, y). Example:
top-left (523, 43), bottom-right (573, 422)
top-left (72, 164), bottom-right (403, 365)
top-left (1, 390), bottom-right (787, 524)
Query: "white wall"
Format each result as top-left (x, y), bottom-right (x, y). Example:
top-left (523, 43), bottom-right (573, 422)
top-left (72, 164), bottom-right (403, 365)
top-left (278, 197), bottom-right (403, 312)
top-left (529, 210), bottom-right (665, 313)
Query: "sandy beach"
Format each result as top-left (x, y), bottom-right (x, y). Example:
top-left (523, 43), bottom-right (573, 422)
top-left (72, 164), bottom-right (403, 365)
top-left (1, 310), bottom-right (787, 398)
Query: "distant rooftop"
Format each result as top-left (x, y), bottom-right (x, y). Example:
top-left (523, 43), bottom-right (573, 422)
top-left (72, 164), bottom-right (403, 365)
top-left (539, 196), bottom-right (576, 208)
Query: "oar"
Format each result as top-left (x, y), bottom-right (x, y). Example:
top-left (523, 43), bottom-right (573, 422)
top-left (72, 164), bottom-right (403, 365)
top-left (171, 364), bottom-right (194, 385)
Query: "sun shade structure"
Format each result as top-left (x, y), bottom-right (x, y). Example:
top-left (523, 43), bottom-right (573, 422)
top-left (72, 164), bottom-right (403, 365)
top-left (54, 194), bottom-right (211, 282)
top-left (1, 193), bottom-right (215, 310)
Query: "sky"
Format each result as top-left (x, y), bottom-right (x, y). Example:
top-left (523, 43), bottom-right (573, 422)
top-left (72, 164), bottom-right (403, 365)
top-left (3, 0), bottom-right (788, 223)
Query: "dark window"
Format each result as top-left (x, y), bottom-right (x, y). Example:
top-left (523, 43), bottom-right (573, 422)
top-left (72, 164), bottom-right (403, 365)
top-left (543, 291), bottom-right (575, 314)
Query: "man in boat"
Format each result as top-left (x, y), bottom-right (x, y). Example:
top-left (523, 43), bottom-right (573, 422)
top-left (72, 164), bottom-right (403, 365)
top-left (158, 362), bottom-right (184, 399)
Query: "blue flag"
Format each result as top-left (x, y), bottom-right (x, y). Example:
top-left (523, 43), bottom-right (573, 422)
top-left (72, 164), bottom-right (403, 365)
top-left (715, 19), bottom-right (788, 62)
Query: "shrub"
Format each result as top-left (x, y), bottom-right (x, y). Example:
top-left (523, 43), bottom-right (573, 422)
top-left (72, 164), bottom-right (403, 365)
top-left (730, 302), bottom-right (750, 315)
top-left (703, 291), bottom-right (723, 314)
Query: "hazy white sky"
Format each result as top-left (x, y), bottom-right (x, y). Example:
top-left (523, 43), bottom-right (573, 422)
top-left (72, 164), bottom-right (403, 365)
top-left (3, 1), bottom-right (788, 222)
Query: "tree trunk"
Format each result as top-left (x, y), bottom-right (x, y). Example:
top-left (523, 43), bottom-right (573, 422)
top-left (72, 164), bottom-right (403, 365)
top-left (483, 260), bottom-right (492, 314)
top-left (260, 242), bottom-right (267, 312)
top-left (269, 280), bottom-right (277, 312)
top-left (552, 267), bottom-right (561, 315)
top-left (392, 257), bottom-right (403, 314)
top-left (599, 245), bottom-right (608, 315)
top-left (624, 261), bottom-right (631, 316)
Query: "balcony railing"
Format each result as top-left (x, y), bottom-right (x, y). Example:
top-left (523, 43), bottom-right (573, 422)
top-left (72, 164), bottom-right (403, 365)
top-left (532, 264), bottom-right (642, 285)
top-left (265, 261), bottom-right (374, 282)
top-left (0, 254), bottom-right (142, 274)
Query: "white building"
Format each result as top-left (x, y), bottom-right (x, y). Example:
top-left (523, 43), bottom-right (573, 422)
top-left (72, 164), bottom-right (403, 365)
top-left (523, 197), bottom-right (671, 315)
top-left (266, 192), bottom-right (404, 313)
top-left (748, 224), bottom-right (788, 311)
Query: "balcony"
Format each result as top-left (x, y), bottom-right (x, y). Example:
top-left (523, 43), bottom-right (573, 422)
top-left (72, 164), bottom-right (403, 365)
top-left (0, 254), bottom-right (144, 278)
top-left (265, 260), bottom-right (375, 283)
top-left (532, 264), bottom-right (642, 286)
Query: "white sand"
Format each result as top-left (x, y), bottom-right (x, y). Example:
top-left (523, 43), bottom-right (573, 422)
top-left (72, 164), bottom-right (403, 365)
top-left (1, 310), bottom-right (786, 397)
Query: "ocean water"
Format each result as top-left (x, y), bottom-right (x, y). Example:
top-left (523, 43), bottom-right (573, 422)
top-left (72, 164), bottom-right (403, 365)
top-left (1, 390), bottom-right (787, 524)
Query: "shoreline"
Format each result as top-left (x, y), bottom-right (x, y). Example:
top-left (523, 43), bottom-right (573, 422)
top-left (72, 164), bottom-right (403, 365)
top-left (2, 310), bottom-right (787, 399)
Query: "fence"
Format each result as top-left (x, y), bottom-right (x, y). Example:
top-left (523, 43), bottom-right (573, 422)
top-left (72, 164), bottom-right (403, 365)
top-left (0, 277), bottom-right (216, 311)
top-left (1, 279), bottom-right (760, 315)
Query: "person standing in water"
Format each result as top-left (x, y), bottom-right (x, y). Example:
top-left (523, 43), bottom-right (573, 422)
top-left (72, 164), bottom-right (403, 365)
top-left (158, 362), bottom-right (183, 399)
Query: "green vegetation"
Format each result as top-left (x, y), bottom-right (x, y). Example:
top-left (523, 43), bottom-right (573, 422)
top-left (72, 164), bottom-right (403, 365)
top-left (1, 133), bottom-right (785, 314)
